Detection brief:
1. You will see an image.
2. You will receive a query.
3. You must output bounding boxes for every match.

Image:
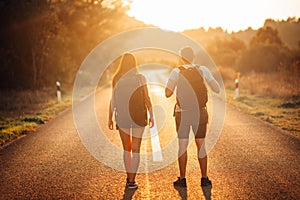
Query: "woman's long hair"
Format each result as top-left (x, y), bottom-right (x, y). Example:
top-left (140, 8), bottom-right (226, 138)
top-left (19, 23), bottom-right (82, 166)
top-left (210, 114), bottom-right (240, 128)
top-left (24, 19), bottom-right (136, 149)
top-left (113, 53), bottom-right (138, 87)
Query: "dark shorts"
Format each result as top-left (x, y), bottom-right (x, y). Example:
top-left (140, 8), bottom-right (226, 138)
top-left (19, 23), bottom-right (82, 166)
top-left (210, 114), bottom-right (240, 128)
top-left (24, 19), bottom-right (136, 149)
top-left (116, 123), bottom-right (146, 130)
top-left (175, 108), bottom-right (208, 139)
top-left (115, 112), bottom-right (147, 129)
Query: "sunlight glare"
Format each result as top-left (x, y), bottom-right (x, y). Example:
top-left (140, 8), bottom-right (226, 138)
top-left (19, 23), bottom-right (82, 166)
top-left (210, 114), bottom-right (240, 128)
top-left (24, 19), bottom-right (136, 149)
top-left (127, 0), bottom-right (300, 32)
top-left (150, 86), bottom-right (164, 95)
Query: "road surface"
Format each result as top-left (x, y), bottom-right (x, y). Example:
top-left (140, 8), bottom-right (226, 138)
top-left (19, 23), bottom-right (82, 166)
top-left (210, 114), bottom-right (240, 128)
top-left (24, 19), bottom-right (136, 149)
top-left (1, 69), bottom-right (299, 199)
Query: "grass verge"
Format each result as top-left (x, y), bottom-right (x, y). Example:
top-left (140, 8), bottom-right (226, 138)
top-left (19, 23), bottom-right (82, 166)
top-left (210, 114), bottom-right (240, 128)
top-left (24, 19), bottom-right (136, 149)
top-left (0, 88), bottom-right (72, 147)
top-left (226, 88), bottom-right (300, 138)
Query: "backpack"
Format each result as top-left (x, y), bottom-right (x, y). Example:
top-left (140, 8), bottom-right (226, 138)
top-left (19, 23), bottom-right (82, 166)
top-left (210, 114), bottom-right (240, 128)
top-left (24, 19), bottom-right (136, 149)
top-left (176, 65), bottom-right (208, 110)
top-left (113, 74), bottom-right (148, 127)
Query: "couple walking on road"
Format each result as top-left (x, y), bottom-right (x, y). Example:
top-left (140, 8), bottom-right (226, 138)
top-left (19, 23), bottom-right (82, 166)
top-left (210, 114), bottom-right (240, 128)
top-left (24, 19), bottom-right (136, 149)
top-left (108, 46), bottom-right (220, 192)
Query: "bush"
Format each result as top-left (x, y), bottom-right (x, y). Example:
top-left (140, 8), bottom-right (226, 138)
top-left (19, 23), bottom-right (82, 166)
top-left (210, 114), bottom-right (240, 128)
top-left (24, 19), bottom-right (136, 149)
top-left (235, 44), bottom-right (290, 73)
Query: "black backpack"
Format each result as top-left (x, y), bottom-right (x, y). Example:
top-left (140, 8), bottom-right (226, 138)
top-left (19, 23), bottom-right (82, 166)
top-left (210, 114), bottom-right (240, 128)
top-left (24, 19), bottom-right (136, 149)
top-left (113, 74), bottom-right (148, 126)
top-left (176, 65), bottom-right (208, 110)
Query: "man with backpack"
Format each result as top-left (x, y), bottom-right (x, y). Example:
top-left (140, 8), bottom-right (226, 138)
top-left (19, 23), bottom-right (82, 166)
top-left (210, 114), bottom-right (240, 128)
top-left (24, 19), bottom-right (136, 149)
top-left (165, 46), bottom-right (220, 189)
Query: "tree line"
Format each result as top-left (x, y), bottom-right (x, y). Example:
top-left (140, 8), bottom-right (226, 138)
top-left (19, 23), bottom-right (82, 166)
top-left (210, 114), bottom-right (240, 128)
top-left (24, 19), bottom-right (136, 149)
top-left (0, 0), bottom-right (145, 90)
top-left (186, 18), bottom-right (300, 76)
top-left (0, 1), bottom-right (299, 90)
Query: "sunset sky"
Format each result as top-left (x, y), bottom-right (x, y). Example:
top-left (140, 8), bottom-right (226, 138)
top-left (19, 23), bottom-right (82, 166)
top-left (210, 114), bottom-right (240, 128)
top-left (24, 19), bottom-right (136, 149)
top-left (126, 0), bottom-right (300, 32)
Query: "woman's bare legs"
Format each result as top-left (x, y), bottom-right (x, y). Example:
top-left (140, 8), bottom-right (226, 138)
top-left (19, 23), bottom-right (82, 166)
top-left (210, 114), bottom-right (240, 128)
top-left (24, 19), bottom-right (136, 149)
top-left (119, 128), bottom-right (131, 180)
top-left (130, 127), bottom-right (144, 182)
top-left (119, 127), bottom-right (144, 182)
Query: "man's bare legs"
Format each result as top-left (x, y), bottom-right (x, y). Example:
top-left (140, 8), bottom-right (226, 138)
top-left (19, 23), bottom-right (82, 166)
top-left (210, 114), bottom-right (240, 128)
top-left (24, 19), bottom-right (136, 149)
top-left (177, 138), bottom-right (207, 178)
top-left (195, 138), bottom-right (212, 189)
top-left (178, 139), bottom-right (189, 178)
top-left (195, 138), bottom-right (207, 178)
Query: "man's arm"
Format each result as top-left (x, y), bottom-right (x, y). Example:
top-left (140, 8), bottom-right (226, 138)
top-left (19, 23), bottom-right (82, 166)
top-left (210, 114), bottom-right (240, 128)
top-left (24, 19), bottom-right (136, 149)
top-left (165, 79), bottom-right (176, 98)
top-left (165, 88), bottom-right (173, 98)
top-left (200, 66), bottom-right (220, 94)
top-left (208, 79), bottom-right (220, 94)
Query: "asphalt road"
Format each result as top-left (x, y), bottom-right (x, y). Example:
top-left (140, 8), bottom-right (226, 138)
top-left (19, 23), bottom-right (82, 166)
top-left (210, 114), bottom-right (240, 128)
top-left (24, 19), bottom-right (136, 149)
top-left (1, 72), bottom-right (300, 199)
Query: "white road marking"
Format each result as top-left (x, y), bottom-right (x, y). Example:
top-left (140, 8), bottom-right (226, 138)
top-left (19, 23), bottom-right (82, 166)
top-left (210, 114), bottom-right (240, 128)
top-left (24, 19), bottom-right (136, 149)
top-left (144, 139), bottom-right (151, 200)
top-left (141, 67), bottom-right (170, 162)
top-left (149, 116), bottom-right (163, 161)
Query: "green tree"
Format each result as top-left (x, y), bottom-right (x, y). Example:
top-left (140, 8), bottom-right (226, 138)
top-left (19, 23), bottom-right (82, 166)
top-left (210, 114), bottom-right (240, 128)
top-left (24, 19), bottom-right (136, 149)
top-left (206, 36), bottom-right (246, 67)
top-left (236, 26), bottom-right (291, 73)
top-left (236, 44), bottom-right (290, 73)
top-left (0, 0), bottom-right (139, 89)
top-left (249, 26), bottom-right (283, 46)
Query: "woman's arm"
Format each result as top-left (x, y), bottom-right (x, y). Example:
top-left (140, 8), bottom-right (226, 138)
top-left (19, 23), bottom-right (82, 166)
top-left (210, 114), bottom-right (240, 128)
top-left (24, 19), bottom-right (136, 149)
top-left (143, 85), bottom-right (154, 128)
top-left (108, 81), bottom-right (115, 130)
top-left (108, 100), bottom-right (114, 130)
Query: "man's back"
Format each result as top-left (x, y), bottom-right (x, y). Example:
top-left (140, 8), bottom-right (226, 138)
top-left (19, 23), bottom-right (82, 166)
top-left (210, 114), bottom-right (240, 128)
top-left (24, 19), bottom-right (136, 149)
top-left (176, 65), bottom-right (208, 111)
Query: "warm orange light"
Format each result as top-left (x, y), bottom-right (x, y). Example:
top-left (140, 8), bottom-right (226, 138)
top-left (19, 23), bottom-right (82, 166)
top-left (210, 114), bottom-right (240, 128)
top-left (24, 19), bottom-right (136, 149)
top-left (127, 0), bottom-right (300, 32)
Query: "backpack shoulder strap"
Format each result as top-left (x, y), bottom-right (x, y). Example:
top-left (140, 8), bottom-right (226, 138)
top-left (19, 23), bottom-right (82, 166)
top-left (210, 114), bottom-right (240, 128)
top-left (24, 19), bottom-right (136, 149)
top-left (189, 65), bottom-right (204, 78)
top-left (178, 65), bottom-right (186, 71)
top-left (179, 64), bottom-right (198, 71)
top-left (136, 74), bottom-right (145, 86)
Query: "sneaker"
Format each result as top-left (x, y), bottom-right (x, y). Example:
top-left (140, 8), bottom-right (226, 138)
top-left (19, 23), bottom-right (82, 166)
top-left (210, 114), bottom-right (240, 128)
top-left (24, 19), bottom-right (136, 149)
top-left (201, 177), bottom-right (212, 187)
top-left (127, 181), bottom-right (138, 189)
top-left (173, 177), bottom-right (187, 187)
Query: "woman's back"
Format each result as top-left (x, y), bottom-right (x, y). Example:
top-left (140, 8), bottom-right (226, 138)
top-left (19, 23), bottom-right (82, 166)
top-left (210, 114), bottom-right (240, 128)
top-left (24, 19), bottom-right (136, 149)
top-left (112, 73), bottom-right (147, 127)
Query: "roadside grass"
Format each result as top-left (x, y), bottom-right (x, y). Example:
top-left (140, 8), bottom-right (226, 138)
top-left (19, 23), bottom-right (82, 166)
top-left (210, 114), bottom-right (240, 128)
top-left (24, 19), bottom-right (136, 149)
top-left (219, 65), bottom-right (300, 137)
top-left (0, 88), bottom-right (72, 146)
top-left (227, 89), bottom-right (300, 135)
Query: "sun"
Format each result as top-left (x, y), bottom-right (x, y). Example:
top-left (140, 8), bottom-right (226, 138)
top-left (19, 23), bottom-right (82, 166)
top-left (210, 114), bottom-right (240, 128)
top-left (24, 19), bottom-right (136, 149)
top-left (126, 0), bottom-right (300, 32)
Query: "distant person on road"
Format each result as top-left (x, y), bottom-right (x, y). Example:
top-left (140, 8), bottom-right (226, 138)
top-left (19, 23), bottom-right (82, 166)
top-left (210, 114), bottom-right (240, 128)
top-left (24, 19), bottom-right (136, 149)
top-left (165, 46), bottom-right (220, 189)
top-left (108, 53), bottom-right (154, 189)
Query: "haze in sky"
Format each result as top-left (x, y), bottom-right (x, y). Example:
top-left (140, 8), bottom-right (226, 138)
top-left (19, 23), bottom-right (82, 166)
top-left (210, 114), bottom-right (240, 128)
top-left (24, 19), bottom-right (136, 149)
top-left (126, 0), bottom-right (300, 32)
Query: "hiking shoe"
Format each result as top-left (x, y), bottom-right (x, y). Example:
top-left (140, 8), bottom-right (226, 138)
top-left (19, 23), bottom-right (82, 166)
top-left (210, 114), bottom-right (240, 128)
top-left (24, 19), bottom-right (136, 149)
top-left (127, 181), bottom-right (138, 189)
top-left (201, 177), bottom-right (212, 187)
top-left (173, 177), bottom-right (187, 187)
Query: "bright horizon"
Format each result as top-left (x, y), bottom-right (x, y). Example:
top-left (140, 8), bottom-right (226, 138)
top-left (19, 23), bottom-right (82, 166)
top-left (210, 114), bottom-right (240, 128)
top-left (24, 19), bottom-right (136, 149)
top-left (126, 0), bottom-right (300, 32)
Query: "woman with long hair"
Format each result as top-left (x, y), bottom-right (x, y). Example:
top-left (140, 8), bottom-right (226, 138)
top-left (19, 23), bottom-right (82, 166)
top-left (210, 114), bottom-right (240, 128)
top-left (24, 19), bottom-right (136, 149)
top-left (108, 53), bottom-right (154, 189)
